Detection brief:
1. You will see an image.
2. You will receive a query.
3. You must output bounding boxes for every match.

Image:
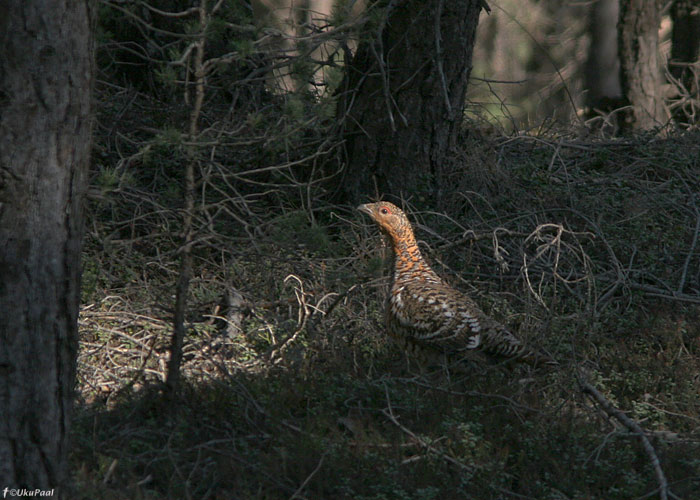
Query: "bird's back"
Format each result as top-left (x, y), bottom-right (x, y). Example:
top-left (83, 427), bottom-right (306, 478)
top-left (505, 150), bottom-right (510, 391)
top-left (387, 271), bottom-right (551, 367)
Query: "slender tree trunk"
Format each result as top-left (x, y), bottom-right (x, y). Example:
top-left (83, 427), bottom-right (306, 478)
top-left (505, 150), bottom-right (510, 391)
top-left (618, 0), bottom-right (668, 132)
top-left (337, 0), bottom-right (483, 202)
top-left (0, 0), bottom-right (93, 495)
top-left (669, 0), bottom-right (700, 126)
top-left (166, 0), bottom-right (206, 397)
top-left (584, 0), bottom-right (622, 109)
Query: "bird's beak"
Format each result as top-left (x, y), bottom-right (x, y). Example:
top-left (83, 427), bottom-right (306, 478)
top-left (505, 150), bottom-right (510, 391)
top-left (357, 204), bottom-right (373, 217)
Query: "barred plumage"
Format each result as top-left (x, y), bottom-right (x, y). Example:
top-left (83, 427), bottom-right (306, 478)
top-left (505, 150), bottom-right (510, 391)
top-left (358, 201), bottom-right (556, 368)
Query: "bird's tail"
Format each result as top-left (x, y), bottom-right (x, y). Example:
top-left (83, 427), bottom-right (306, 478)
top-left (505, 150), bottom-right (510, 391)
top-left (483, 327), bottom-right (558, 369)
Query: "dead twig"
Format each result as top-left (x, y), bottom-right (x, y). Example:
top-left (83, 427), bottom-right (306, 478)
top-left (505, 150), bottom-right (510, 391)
top-left (677, 191), bottom-right (699, 293)
top-left (269, 274), bottom-right (311, 364)
top-left (288, 452), bottom-right (326, 500)
top-left (382, 384), bottom-right (475, 474)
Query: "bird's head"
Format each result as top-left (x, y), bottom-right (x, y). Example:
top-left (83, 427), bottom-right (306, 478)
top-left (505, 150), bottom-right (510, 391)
top-left (357, 202), bottom-right (414, 243)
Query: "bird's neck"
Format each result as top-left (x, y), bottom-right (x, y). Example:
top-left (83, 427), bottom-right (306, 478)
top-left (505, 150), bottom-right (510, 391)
top-left (388, 228), bottom-right (432, 278)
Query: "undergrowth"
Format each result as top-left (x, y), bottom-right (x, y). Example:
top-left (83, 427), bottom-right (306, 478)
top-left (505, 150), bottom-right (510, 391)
top-left (73, 124), bottom-right (700, 499)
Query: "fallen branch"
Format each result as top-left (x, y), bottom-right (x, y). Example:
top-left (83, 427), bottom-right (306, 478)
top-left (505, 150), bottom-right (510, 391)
top-left (628, 283), bottom-right (700, 304)
top-left (579, 378), bottom-right (672, 500)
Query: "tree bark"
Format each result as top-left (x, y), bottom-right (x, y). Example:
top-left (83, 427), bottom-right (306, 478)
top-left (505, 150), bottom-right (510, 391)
top-left (0, 0), bottom-right (93, 495)
top-left (618, 0), bottom-right (668, 132)
top-left (584, 0), bottom-right (622, 109)
top-left (669, 0), bottom-right (700, 126)
top-left (337, 0), bottom-right (483, 202)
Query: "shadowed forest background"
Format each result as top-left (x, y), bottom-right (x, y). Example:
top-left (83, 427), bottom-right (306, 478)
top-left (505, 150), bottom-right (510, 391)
top-left (47, 0), bottom-right (700, 498)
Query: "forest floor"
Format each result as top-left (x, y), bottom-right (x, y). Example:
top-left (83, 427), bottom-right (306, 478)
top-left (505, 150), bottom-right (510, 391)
top-left (71, 128), bottom-right (700, 500)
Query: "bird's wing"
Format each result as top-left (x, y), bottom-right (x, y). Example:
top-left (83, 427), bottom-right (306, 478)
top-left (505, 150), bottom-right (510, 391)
top-left (390, 280), bottom-right (550, 364)
top-left (388, 280), bottom-right (486, 354)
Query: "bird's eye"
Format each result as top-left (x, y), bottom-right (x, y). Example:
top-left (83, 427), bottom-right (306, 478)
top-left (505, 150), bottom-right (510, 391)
top-left (380, 207), bottom-right (390, 215)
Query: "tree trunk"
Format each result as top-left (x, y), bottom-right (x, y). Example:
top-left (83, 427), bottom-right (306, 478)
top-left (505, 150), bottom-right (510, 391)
top-left (0, 0), bottom-right (93, 495)
top-left (669, 0), bottom-right (700, 126)
top-left (618, 0), bottom-right (668, 132)
top-left (166, 1), bottom-right (207, 398)
top-left (337, 0), bottom-right (483, 202)
top-left (584, 0), bottom-right (622, 109)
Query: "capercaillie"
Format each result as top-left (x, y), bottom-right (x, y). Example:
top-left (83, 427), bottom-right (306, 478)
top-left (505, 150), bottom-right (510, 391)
top-left (358, 201), bottom-right (556, 369)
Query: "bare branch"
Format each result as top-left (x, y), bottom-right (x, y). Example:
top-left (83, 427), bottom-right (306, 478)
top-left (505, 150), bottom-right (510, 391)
top-left (579, 378), bottom-right (671, 500)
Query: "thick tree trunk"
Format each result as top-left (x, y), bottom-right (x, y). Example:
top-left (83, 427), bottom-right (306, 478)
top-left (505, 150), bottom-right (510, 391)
top-left (0, 0), bottom-right (93, 495)
top-left (337, 0), bottom-right (483, 202)
top-left (618, 0), bottom-right (668, 132)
